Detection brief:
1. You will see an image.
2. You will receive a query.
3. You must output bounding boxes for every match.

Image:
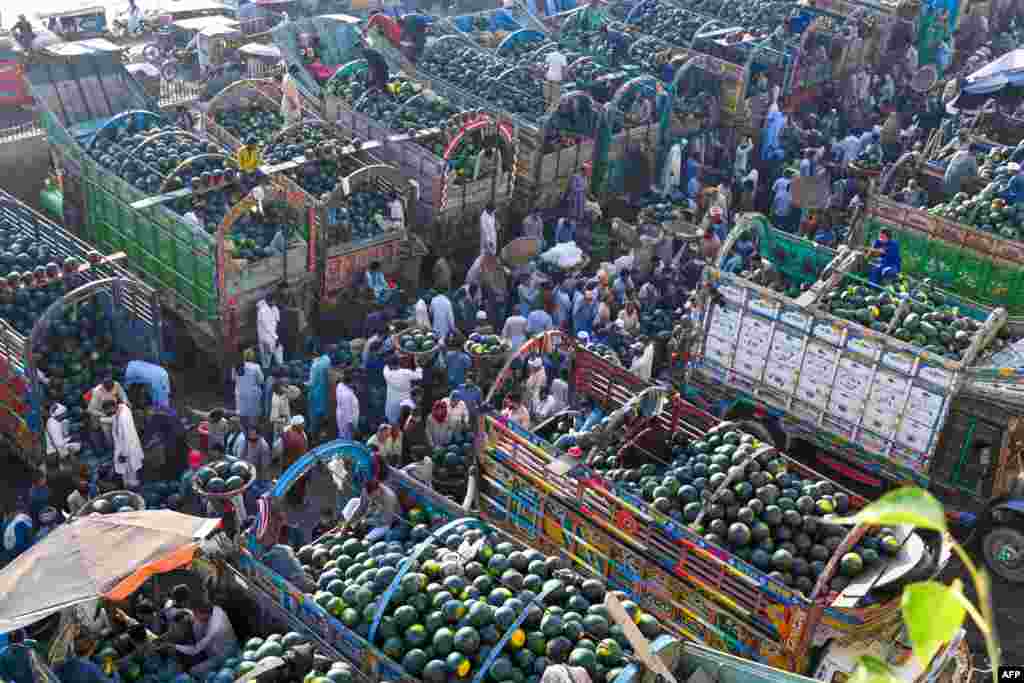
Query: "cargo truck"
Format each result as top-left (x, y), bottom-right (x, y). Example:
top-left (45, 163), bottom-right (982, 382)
top-left (225, 437), bottom-right (947, 683)
top-left (685, 213), bottom-right (1024, 523)
top-left (858, 141), bottom-right (1024, 315)
top-left (32, 46), bottom-right (424, 359)
top-left (0, 189), bottom-right (159, 461)
top-left (471, 331), bottom-right (969, 683)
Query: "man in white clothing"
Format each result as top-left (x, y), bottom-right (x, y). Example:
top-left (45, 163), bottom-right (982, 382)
top-left (386, 193), bottom-right (406, 238)
top-left (467, 204), bottom-right (499, 288)
top-left (336, 371), bottom-right (360, 440)
top-left (257, 291), bottom-right (283, 369)
top-left (384, 357), bottom-right (423, 424)
top-left (544, 49), bottom-right (567, 112)
top-left (174, 599), bottom-right (239, 675)
top-left (46, 403), bottom-right (81, 461)
top-left (480, 203), bottom-right (498, 258)
top-left (430, 291), bottom-right (458, 343)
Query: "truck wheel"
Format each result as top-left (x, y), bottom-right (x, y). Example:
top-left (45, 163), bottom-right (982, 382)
top-left (982, 526), bottom-right (1024, 583)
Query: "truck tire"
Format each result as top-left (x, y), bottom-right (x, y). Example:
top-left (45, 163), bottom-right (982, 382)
top-left (982, 526), bottom-right (1024, 583)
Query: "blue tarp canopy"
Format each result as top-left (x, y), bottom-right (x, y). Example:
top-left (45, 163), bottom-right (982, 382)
top-left (965, 48), bottom-right (1024, 94)
top-left (124, 360), bottom-right (171, 407)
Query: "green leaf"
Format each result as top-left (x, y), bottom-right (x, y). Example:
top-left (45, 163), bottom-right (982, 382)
top-left (901, 580), bottom-right (967, 667)
top-left (849, 656), bottom-right (903, 683)
top-left (836, 486), bottom-right (947, 534)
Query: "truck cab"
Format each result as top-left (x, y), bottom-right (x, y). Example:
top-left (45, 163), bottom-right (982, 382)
top-left (0, 36), bottom-right (30, 109)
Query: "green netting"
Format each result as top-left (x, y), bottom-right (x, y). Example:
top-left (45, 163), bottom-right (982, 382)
top-left (897, 229), bottom-right (927, 277)
top-left (82, 160), bottom-right (218, 322)
top-left (866, 216), bottom-right (1024, 315)
top-left (759, 225), bottom-right (834, 287)
top-left (920, 237), bottom-right (958, 288)
top-left (988, 259), bottom-right (1022, 310)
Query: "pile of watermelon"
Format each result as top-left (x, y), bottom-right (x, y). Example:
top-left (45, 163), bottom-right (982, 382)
top-left (34, 300), bottom-right (124, 464)
top-left (465, 333), bottom-right (509, 357)
top-left (400, 328), bottom-right (440, 355)
top-left (91, 120), bottom-right (235, 196)
top-left (81, 491), bottom-right (145, 515)
top-left (194, 459), bottom-right (255, 495)
top-left (417, 44), bottom-right (546, 122)
top-left (591, 428), bottom-right (903, 595)
top-left (261, 123), bottom-right (349, 200)
top-left (299, 513), bottom-right (661, 683)
top-left (213, 106), bottom-right (286, 147)
top-left (0, 251), bottom-right (85, 335)
top-left (91, 640), bottom-right (190, 683)
top-left (431, 430), bottom-right (475, 476)
top-left (818, 278), bottom-right (1007, 362)
top-left (224, 197), bottom-right (302, 262)
top-left (139, 480), bottom-right (186, 511)
top-left (330, 189), bottom-right (397, 243)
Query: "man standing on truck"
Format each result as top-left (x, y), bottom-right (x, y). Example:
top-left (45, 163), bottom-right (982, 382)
top-left (363, 48), bottom-right (390, 93)
top-left (280, 64), bottom-right (303, 128)
top-left (12, 15), bottom-right (35, 50)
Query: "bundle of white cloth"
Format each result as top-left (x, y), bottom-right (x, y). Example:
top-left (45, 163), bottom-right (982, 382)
top-left (540, 241), bottom-right (585, 269)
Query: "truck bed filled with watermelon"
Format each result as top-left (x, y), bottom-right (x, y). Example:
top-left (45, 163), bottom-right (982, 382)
top-left (272, 14), bottom-right (364, 103)
top-left (864, 138), bottom-right (1024, 314)
top-left (317, 54), bottom-right (519, 244)
top-left (696, 213), bottom-right (1013, 489)
top-left (231, 441), bottom-right (700, 683)
top-left (0, 188), bottom-right (159, 461)
top-left (474, 333), bottom-right (959, 678)
top-left (205, 78), bottom-right (423, 254)
top-left (365, 19), bottom-right (656, 210)
top-left (232, 453), bottom-right (833, 683)
top-left (26, 47), bottom-right (315, 353)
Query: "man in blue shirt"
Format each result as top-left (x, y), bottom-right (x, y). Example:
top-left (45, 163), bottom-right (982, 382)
top-left (601, 25), bottom-right (630, 67)
top-left (56, 638), bottom-right (121, 683)
top-left (553, 278), bottom-right (573, 331)
top-left (445, 339), bottom-right (472, 390)
top-left (451, 374), bottom-right (483, 426)
top-left (869, 229), bottom-right (901, 285)
top-left (0, 632), bottom-right (35, 683)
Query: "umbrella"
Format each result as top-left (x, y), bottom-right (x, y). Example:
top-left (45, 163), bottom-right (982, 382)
top-left (0, 511), bottom-right (220, 634)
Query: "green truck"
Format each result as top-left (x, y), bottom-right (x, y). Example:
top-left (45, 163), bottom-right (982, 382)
top-left (687, 214), bottom-right (1024, 523)
top-left (28, 44), bottom-right (316, 358)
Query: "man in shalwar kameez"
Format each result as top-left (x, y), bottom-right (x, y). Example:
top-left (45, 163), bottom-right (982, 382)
top-left (113, 402), bottom-right (145, 488)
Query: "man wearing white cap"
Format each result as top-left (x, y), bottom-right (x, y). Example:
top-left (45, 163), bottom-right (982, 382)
top-left (282, 415), bottom-right (308, 505)
top-left (46, 403), bottom-right (81, 461)
top-left (525, 357), bottom-right (548, 419)
top-left (501, 309), bottom-right (528, 351)
top-left (629, 341), bottom-right (654, 381)
top-left (473, 310), bottom-right (494, 336)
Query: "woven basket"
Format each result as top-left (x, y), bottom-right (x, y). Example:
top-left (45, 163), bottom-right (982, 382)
top-left (193, 459), bottom-right (257, 500)
top-left (392, 325), bottom-right (442, 363)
